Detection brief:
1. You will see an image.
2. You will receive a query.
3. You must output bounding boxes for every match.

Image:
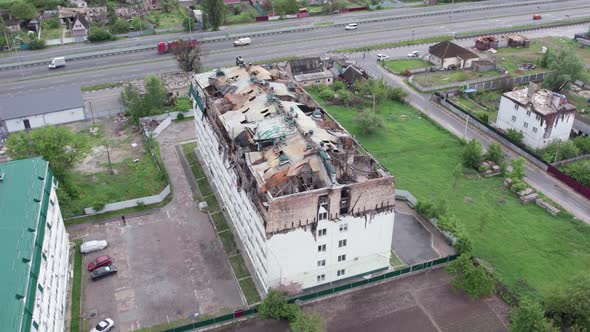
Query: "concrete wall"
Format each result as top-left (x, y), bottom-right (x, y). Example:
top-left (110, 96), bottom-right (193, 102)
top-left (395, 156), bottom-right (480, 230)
top-left (84, 185), bottom-right (171, 215)
top-left (496, 96), bottom-right (575, 149)
top-left (573, 118), bottom-right (590, 136)
top-left (5, 107), bottom-right (85, 133)
top-left (33, 178), bottom-right (69, 332)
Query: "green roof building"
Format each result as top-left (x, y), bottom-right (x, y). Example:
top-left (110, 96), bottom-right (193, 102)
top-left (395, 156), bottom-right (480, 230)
top-left (0, 157), bottom-right (70, 332)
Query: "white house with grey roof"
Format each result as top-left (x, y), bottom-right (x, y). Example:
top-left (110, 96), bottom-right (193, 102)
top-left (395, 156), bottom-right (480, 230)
top-left (0, 87), bottom-right (85, 134)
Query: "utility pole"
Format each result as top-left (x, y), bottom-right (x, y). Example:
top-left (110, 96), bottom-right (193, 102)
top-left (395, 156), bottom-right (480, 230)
top-left (463, 116), bottom-right (469, 139)
top-left (88, 101), bottom-right (96, 125)
top-left (13, 37), bottom-right (24, 79)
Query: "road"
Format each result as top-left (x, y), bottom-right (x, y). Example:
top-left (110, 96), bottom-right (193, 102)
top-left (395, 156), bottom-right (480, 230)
top-left (1, 0), bottom-right (589, 95)
top-left (0, 0), bottom-right (572, 65)
top-left (346, 44), bottom-right (590, 223)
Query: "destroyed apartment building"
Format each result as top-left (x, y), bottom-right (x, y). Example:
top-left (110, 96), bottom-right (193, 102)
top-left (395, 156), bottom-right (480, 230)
top-left (189, 64), bottom-right (395, 292)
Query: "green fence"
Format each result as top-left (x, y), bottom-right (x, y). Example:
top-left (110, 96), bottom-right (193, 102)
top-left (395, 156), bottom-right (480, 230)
top-left (161, 255), bottom-right (458, 332)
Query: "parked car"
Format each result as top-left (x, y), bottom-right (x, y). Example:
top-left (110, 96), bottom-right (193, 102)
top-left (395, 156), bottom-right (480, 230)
top-left (88, 255), bottom-right (113, 271)
top-left (376, 54), bottom-right (389, 61)
top-left (533, 14), bottom-right (542, 20)
top-left (408, 51), bottom-right (420, 57)
top-left (90, 318), bottom-right (115, 332)
top-left (91, 265), bottom-right (118, 280)
top-left (80, 240), bottom-right (108, 254)
top-left (345, 23), bottom-right (358, 30)
top-left (234, 37), bottom-right (251, 47)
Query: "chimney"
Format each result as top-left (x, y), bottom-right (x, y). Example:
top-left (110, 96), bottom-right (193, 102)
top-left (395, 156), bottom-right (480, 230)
top-left (527, 82), bottom-right (537, 100)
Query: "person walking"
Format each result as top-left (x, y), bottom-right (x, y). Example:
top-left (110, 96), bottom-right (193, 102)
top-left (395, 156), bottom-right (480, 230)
top-left (122, 215), bottom-right (126, 226)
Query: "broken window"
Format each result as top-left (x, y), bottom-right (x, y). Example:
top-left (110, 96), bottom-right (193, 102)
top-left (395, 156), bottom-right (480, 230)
top-left (340, 188), bottom-right (350, 215)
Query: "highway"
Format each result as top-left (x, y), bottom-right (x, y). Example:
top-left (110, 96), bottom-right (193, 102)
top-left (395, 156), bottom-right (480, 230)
top-left (1, 0), bottom-right (589, 95)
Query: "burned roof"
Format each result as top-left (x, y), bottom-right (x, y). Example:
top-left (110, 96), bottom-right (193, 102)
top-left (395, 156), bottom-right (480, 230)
top-left (287, 57), bottom-right (324, 75)
top-left (192, 65), bottom-right (390, 198)
top-left (429, 41), bottom-right (479, 60)
top-left (503, 85), bottom-right (576, 116)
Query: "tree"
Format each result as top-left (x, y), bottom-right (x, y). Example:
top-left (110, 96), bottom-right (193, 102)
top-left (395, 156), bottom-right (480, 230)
top-left (462, 139), bottom-right (482, 169)
top-left (172, 40), bottom-right (202, 72)
top-left (110, 19), bottom-right (130, 34)
top-left (10, 2), bottom-right (37, 20)
top-left (505, 128), bottom-right (524, 145)
top-left (130, 16), bottom-right (145, 31)
top-left (540, 140), bottom-right (580, 163)
top-left (542, 48), bottom-right (584, 92)
top-left (290, 311), bottom-right (325, 332)
top-left (173, 97), bottom-right (192, 113)
top-left (28, 38), bottom-right (46, 50)
top-left (446, 254), bottom-right (495, 299)
top-left (258, 290), bottom-right (299, 322)
top-left (88, 27), bottom-right (114, 42)
top-left (545, 274), bottom-right (590, 330)
top-left (5, 126), bottom-right (91, 180)
top-left (337, 89), bottom-right (350, 105)
top-left (319, 88), bottom-right (335, 101)
top-left (202, 0), bottom-right (225, 31)
top-left (121, 83), bottom-right (143, 123)
top-left (508, 157), bottom-right (526, 181)
top-left (452, 163), bottom-right (463, 188)
top-left (143, 75), bottom-right (168, 113)
top-left (561, 161), bottom-right (590, 187)
top-left (355, 112), bottom-right (384, 135)
top-left (485, 143), bottom-right (503, 163)
top-left (161, 0), bottom-right (177, 13)
top-left (182, 15), bottom-right (195, 31)
top-left (511, 297), bottom-right (558, 332)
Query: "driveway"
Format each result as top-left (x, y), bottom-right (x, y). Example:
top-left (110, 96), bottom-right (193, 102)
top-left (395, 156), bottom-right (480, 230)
top-left (393, 212), bottom-right (439, 265)
top-left (67, 121), bottom-right (243, 331)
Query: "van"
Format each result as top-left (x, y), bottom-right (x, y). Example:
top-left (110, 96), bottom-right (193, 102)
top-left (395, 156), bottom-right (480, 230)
top-left (345, 23), bottom-right (358, 30)
top-left (48, 57), bottom-right (66, 69)
top-left (234, 37), bottom-right (251, 47)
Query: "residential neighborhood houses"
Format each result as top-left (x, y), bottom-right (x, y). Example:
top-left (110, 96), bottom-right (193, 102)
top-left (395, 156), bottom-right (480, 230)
top-left (2, 0), bottom-right (590, 331)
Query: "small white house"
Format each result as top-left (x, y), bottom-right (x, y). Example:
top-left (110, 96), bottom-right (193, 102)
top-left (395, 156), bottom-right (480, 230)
top-left (496, 83), bottom-right (576, 149)
top-left (0, 87), bottom-right (86, 133)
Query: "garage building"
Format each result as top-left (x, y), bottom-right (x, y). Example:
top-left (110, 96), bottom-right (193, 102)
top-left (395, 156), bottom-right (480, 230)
top-left (0, 87), bottom-right (85, 134)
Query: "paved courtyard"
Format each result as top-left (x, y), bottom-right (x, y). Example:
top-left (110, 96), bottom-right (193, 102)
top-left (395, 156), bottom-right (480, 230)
top-left (215, 268), bottom-right (510, 332)
top-left (67, 121), bottom-right (244, 331)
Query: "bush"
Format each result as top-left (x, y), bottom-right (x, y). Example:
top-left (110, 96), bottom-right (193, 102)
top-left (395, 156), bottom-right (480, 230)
top-left (290, 311), bottom-right (325, 332)
top-left (511, 297), bottom-right (558, 332)
top-left (28, 38), bottom-right (46, 50)
top-left (416, 199), bottom-right (448, 220)
top-left (545, 274), bottom-right (590, 329)
top-left (319, 88), bottom-right (335, 101)
top-left (258, 290), bottom-right (294, 320)
top-left (505, 128), bottom-right (524, 145)
top-left (88, 27), bottom-right (114, 42)
top-left (176, 112), bottom-right (185, 121)
top-left (485, 143), bottom-right (503, 163)
top-left (110, 19), bottom-right (130, 34)
top-left (355, 112), bottom-right (384, 134)
top-left (446, 254), bottom-right (495, 299)
top-left (561, 161), bottom-right (590, 187)
top-left (91, 198), bottom-right (107, 212)
top-left (540, 140), bottom-right (580, 163)
top-left (476, 112), bottom-right (489, 123)
top-left (332, 80), bottom-right (346, 91)
top-left (337, 89), bottom-right (350, 105)
top-left (462, 139), bottom-right (482, 169)
top-left (455, 234), bottom-right (473, 255)
top-left (173, 97), bottom-right (192, 113)
top-left (510, 180), bottom-right (528, 193)
top-left (573, 136), bottom-right (590, 155)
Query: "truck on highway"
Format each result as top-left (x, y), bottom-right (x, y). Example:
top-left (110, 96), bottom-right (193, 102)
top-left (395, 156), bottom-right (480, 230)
top-left (48, 57), bottom-right (66, 69)
top-left (157, 39), bottom-right (198, 54)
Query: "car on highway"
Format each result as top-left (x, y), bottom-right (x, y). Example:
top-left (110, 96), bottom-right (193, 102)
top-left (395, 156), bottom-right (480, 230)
top-left (345, 23), bottom-right (358, 30)
top-left (408, 51), bottom-right (420, 57)
top-left (533, 14), bottom-right (542, 20)
top-left (90, 318), bottom-right (115, 332)
top-left (80, 240), bottom-right (108, 254)
top-left (87, 255), bottom-right (113, 271)
top-left (91, 265), bottom-right (118, 280)
top-left (376, 54), bottom-right (389, 61)
top-left (234, 37), bottom-right (251, 47)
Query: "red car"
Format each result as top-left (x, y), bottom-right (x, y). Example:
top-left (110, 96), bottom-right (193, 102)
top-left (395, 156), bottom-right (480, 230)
top-left (88, 255), bottom-right (112, 271)
top-left (533, 14), bottom-right (542, 20)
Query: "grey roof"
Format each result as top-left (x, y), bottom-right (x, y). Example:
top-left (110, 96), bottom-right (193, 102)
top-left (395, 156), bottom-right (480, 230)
top-left (0, 87), bottom-right (84, 120)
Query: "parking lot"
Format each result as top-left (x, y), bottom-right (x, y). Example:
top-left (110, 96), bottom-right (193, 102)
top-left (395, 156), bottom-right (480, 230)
top-left (68, 121), bottom-right (244, 331)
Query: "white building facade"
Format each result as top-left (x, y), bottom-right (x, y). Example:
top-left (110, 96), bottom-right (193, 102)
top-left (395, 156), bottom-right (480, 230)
top-left (495, 85), bottom-right (576, 149)
top-left (189, 67), bottom-right (395, 293)
top-left (4, 108), bottom-right (85, 133)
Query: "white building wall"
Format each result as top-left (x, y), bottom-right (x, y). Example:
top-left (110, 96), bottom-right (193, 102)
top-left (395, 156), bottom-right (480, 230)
top-left (31, 178), bottom-right (69, 332)
top-left (266, 212), bottom-right (394, 289)
top-left (496, 96), bottom-right (575, 149)
top-left (5, 107), bottom-right (85, 133)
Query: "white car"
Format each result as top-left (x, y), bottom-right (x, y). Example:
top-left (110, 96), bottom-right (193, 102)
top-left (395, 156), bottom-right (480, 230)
top-left (233, 37), bottom-right (251, 47)
top-left (345, 23), bottom-right (358, 30)
top-left (80, 240), bottom-right (108, 254)
top-left (376, 54), bottom-right (389, 61)
top-left (90, 318), bottom-right (115, 332)
top-left (408, 51), bottom-right (420, 57)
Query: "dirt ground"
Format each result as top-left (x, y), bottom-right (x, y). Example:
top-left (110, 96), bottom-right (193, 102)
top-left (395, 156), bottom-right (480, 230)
top-left (65, 115), bottom-right (146, 174)
top-left (214, 268), bottom-right (510, 332)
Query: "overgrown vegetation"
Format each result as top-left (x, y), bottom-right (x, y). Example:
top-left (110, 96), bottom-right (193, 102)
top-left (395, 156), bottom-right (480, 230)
top-left (510, 297), bottom-right (558, 332)
top-left (334, 35), bottom-right (452, 53)
top-left (70, 239), bottom-right (83, 332)
top-left (88, 27), bottom-right (114, 42)
top-left (121, 75), bottom-right (168, 123)
top-left (446, 254), bottom-right (495, 299)
top-left (259, 290), bottom-right (325, 332)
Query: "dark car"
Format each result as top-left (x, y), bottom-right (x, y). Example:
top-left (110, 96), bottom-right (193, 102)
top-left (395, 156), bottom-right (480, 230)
top-left (88, 255), bottom-right (112, 271)
top-left (91, 265), bottom-right (118, 280)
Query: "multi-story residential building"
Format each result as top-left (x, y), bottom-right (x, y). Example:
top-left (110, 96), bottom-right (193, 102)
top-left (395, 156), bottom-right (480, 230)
top-left (189, 65), bottom-right (395, 293)
top-left (496, 83), bottom-right (576, 149)
top-left (1, 157), bottom-right (70, 332)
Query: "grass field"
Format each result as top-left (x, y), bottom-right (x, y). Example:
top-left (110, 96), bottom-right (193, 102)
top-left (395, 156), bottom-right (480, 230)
top-left (308, 89), bottom-right (590, 299)
top-left (147, 7), bottom-right (185, 29)
top-left (412, 69), bottom-right (502, 87)
top-left (450, 95), bottom-right (498, 123)
top-left (383, 59), bottom-right (432, 73)
top-left (70, 240), bottom-right (83, 332)
top-left (41, 26), bottom-right (63, 40)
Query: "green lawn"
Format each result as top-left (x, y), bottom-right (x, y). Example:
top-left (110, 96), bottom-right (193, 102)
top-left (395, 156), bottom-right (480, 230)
top-left (147, 8), bottom-right (185, 29)
top-left (309, 90), bottom-right (590, 299)
top-left (383, 59), bottom-right (432, 73)
top-left (229, 254), bottom-right (250, 279)
top-left (335, 35), bottom-right (452, 53)
top-left (412, 69), bottom-right (502, 87)
top-left (239, 278), bottom-right (261, 304)
top-left (70, 240), bottom-right (83, 332)
top-left (65, 153), bottom-right (167, 216)
top-left (450, 95), bottom-right (498, 123)
top-left (41, 26), bottom-right (63, 40)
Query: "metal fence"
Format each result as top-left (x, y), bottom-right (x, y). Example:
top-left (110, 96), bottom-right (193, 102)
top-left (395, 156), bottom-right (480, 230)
top-left (161, 255), bottom-right (458, 332)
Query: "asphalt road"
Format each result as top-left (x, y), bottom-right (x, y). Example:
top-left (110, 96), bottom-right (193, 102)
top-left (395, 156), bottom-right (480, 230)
top-left (1, 1), bottom-right (589, 95)
top-left (0, 0), bottom-right (570, 65)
